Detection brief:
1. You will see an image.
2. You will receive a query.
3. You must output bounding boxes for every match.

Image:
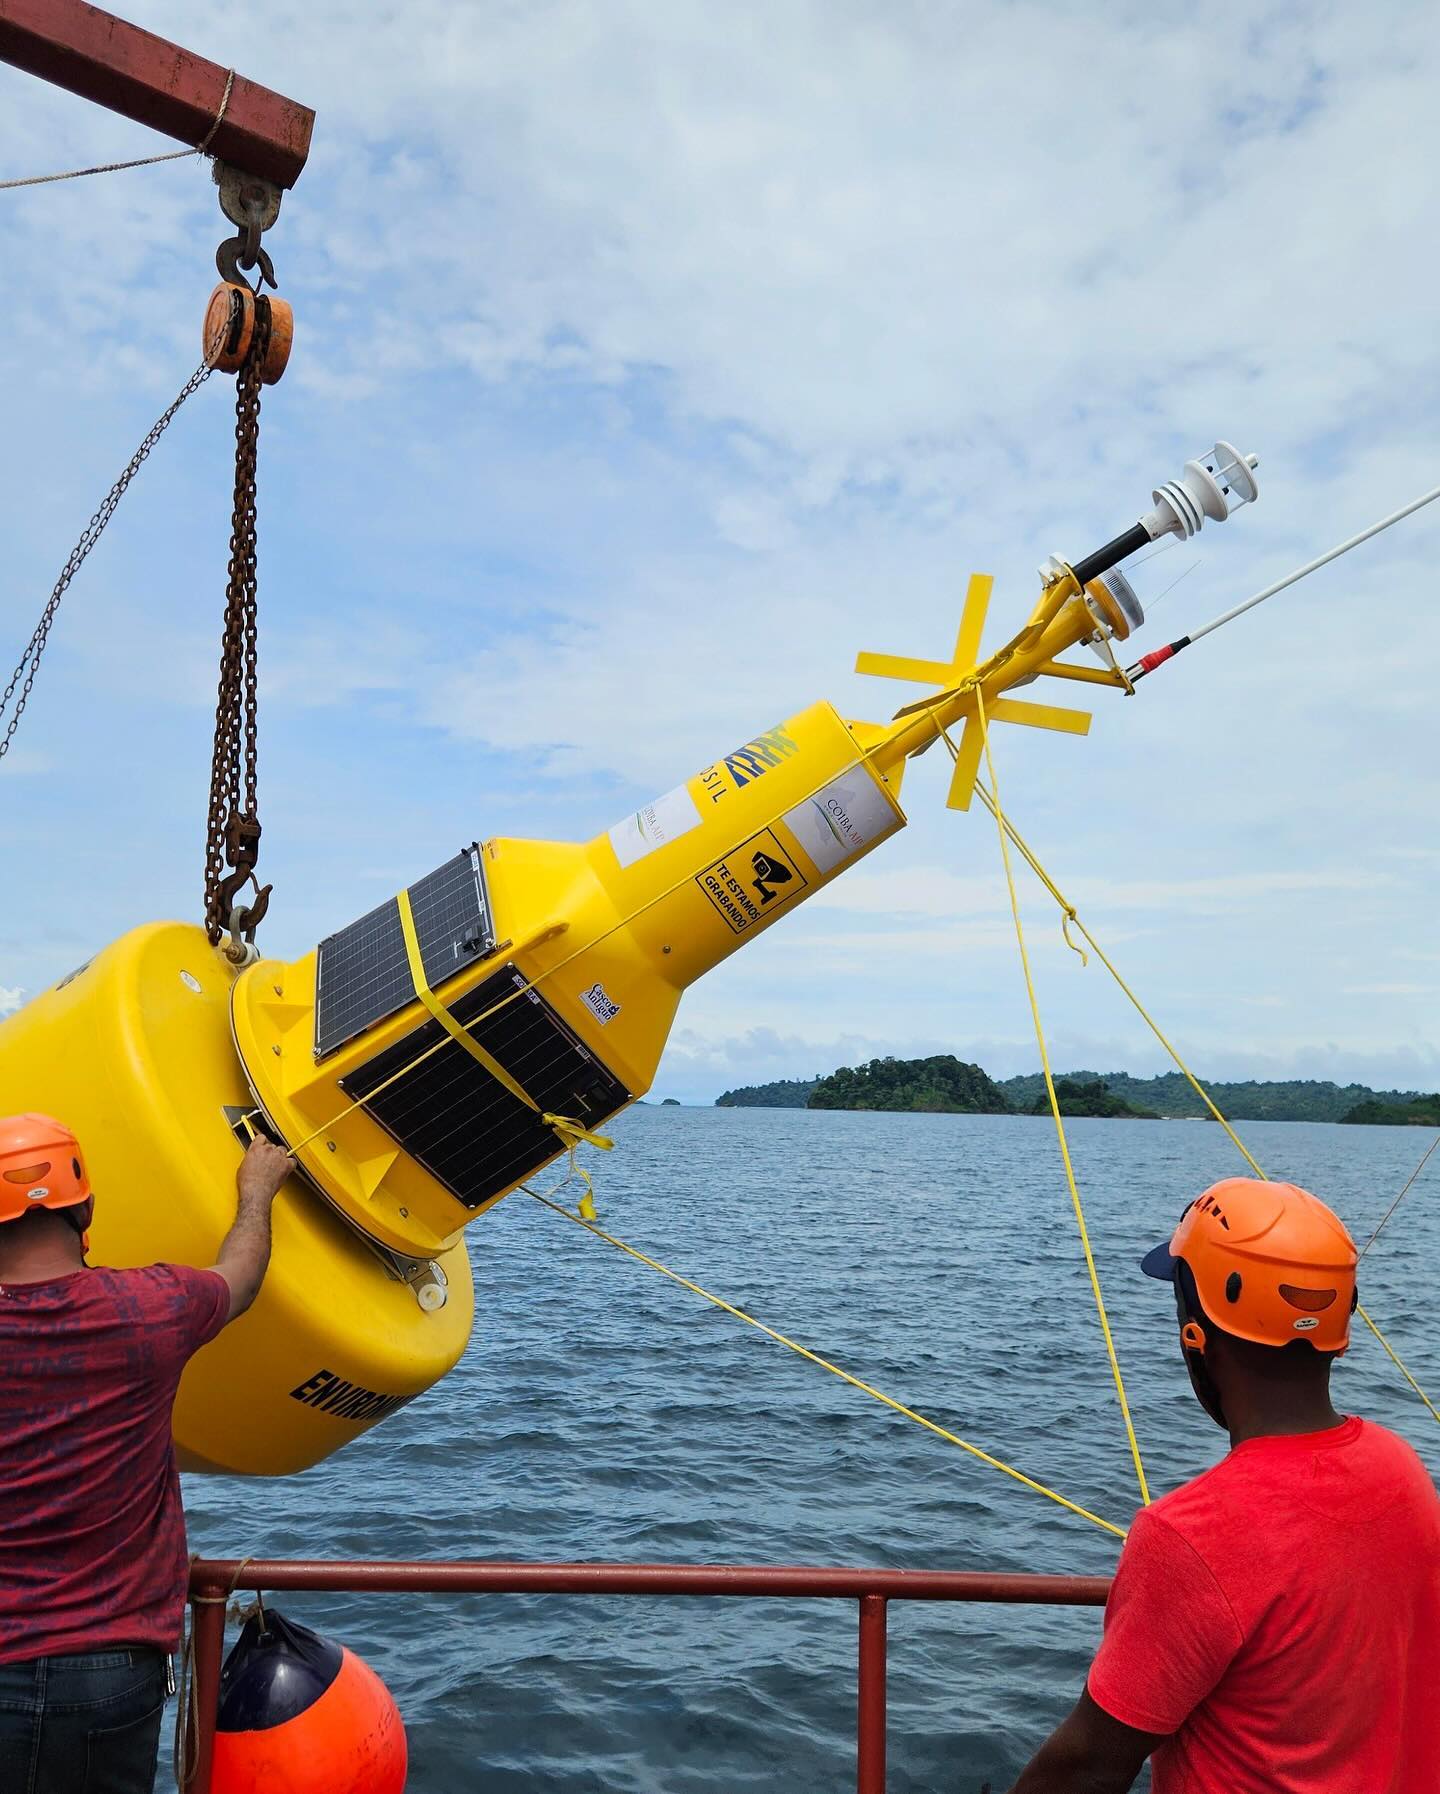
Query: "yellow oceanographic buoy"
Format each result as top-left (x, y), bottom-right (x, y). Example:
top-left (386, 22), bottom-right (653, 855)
top-left (0, 446), bottom-right (1259, 1474)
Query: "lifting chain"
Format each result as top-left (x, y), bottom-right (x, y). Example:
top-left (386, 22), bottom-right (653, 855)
top-left (0, 364), bottom-right (213, 765)
top-left (203, 293), bottom-right (273, 954)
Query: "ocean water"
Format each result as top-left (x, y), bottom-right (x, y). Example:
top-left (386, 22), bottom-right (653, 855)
top-left (175, 1108), bottom-right (1440, 1792)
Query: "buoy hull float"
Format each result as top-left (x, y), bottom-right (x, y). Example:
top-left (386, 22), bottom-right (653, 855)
top-left (0, 921), bottom-right (472, 1475)
top-left (0, 701), bottom-right (910, 1472)
top-left (0, 702), bottom-right (902, 1473)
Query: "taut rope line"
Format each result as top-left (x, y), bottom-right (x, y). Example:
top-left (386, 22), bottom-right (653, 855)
top-left (948, 749), bottom-right (1438, 1429)
top-left (966, 778), bottom-right (1265, 1179)
top-left (1359, 1132), bottom-right (1440, 1261)
top-left (968, 691), bottom-right (1151, 1507)
top-left (1357, 1307), bottom-right (1440, 1426)
top-left (1, 70), bottom-right (236, 192)
top-left (525, 1187), bottom-right (1128, 1540)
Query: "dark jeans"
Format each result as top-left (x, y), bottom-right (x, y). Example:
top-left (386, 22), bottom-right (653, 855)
top-left (0, 1647), bottom-right (166, 1794)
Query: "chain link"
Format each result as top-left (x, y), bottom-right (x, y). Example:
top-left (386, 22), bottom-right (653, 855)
top-left (203, 294), bottom-right (273, 945)
top-left (0, 363), bottom-right (214, 765)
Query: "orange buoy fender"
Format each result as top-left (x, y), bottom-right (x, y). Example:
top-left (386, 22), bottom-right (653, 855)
top-left (210, 1611), bottom-right (407, 1794)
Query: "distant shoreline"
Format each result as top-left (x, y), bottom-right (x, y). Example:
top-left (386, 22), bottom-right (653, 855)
top-left (714, 1058), bottom-right (1432, 1124)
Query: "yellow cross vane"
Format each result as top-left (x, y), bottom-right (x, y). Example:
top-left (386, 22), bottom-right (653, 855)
top-left (855, 573), bottom-right (1094, 811)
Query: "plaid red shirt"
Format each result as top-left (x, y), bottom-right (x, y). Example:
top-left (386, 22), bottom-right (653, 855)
top-left (0, 1263), bottom-right (229, 1663)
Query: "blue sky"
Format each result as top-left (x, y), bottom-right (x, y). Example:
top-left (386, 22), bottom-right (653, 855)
top-left (2, 0), bottom-right (1438, 1104)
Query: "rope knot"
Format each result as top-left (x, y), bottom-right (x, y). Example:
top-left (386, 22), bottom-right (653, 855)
top-left (1060, 910), bottom-right (1088, 966)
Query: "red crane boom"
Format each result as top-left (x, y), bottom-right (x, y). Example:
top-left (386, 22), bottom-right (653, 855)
top-left (0, 0), bottom-right (313, 188)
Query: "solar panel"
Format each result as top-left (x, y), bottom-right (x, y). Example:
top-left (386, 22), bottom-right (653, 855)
top-left (313, 847), bottom-right (495, 1059)
top-left (339, 963), bottom-right (629, 1209)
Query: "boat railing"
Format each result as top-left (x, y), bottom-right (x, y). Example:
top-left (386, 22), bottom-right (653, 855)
top-left (185, 1558), bottom-right (1111, 1793)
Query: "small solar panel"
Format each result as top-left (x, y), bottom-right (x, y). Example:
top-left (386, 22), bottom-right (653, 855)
top-left (339, 963), bottom-right (629, 1209)
top-left (314, 848), bottom-right (494, 1060)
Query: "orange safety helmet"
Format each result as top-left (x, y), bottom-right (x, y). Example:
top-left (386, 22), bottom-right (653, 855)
top-left (1142, 1177), bottom-right (1358, 1354)
top-left (0, 1113), bottom-right (92, 1227)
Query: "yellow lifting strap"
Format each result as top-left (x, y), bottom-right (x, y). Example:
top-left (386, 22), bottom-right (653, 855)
top-left (395, 889), bottom-right (614, 1163)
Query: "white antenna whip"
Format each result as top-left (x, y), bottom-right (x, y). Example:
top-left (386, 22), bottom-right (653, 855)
top-left (1128, 481), bottom-right (1440, 680)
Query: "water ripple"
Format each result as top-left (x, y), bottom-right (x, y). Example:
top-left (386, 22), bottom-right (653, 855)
top-left (176, 1109), bottom-right (1439, 1791)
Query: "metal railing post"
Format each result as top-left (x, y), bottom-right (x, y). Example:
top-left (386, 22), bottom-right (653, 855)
top-left (187, 1587), bottom-right (227, 1794)
top-left (857, 1592), bottom-right (887, 1794)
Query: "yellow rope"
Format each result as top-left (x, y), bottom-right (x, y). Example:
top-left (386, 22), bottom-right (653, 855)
top-left (952, 754), bottom-right (1437, 1430)
top-left (526, 1187), bottom-right (1128, 1539)
top-left (1357, 1306), bottom-right (1440, 1425)
top-left (968, 691), bottom-right (1151, 1507)
top-left (967, 777), bottom-right (1265, 1180)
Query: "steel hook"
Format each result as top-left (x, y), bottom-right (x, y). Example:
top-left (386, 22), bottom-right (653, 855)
top-left (215, 233), bottom-right (277, 291)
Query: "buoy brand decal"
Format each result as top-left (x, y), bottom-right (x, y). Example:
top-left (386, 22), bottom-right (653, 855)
top-left (1292, 1317), bottom-right (1320, 1331)
top-left (697, 724), bottom-right (802, 803)
top-left (580, 982), bottom-right (621, 1024)
top-left (723, 724), bottom-right (801, 788)
top-left (290, 1369), bottom-right (415, 1425)
top-left (695, 829), bottom-right (808, 934)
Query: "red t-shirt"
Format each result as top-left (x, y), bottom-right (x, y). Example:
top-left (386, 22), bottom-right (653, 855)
top-left (0, 1263), bottom-right (230, 1663)
top-left (1089, 1417), bottom-right (1440, 1793)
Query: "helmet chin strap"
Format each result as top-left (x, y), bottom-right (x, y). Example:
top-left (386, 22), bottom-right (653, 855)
top-left (1182, 1338), bottom-right (1229, 1431)
top-left (1176, 1264), bottom-right (1229, 1431)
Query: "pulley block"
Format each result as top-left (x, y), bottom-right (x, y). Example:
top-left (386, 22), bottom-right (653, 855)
top-left (203, 282), bottom-right (294, 385)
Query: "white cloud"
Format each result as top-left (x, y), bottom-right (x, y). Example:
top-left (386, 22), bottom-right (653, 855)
top-left (809, 862), bottom-right (1385, 922)
top-left (1, 1), bottom-right (1437, 1101)
top-left (0, 988), bottom-right (22, 1017)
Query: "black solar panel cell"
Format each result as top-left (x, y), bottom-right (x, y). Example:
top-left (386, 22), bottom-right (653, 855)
top-left (338, 964), bottom-right (629, 1208)
top-left (314, 848), bottom-right (494, 1059)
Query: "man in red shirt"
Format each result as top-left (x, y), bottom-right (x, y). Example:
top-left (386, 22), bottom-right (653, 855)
top-left (0, 1112), bottom-right (292, 1794)
top-left (1007, 1176), bottom-right (1440, 1794)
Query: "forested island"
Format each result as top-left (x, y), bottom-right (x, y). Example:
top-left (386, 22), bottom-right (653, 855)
top-left (715, 1077), bottom-right (818, 1108)
top-left (1340, 1093), bottom-right (1440, 1126)
top-left (808, 1056), bottom-right (1009, 1113)
top-left (1031, 1079), bottom-right (1157, 1119)
top-left (719, 1059), bottom-right (1155, 1117)
top-left (1001, 1072), bottom-right (1423, 1123)
top-left (716, 1060), bottom-right (1424, 1121)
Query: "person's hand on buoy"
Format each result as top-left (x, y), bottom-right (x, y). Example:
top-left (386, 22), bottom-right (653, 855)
top-left (214, 1138), bottom-right (293, 1321)
top-left (237, 1135), bottom-right (292, 1204)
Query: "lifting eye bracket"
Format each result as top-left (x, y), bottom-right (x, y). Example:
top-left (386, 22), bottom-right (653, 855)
top-left (213, 160), bottom-right (282, 290)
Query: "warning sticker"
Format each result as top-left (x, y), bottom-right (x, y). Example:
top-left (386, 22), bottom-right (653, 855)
top-left (695, 830), bottom-right (809, 935)
top-left (608, 783), bottom-right (703, 869)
